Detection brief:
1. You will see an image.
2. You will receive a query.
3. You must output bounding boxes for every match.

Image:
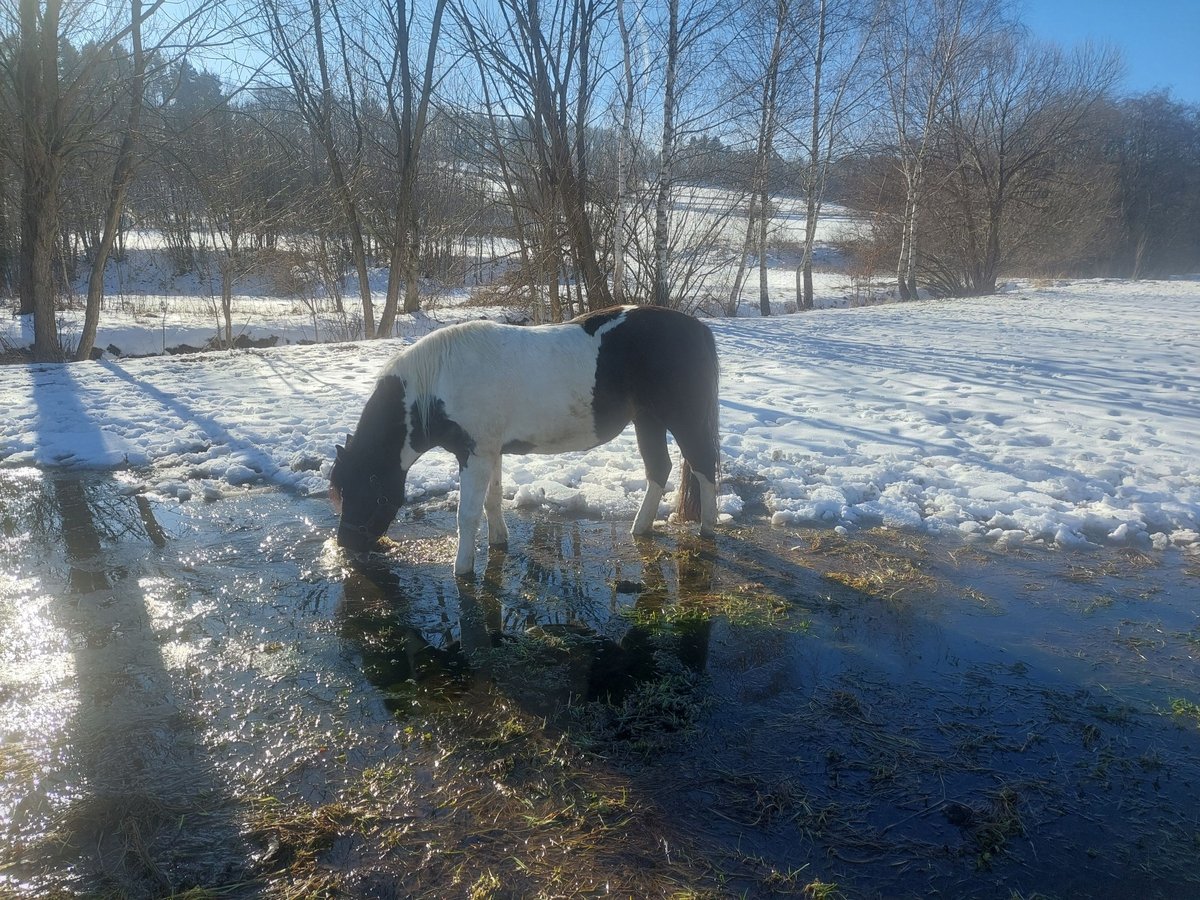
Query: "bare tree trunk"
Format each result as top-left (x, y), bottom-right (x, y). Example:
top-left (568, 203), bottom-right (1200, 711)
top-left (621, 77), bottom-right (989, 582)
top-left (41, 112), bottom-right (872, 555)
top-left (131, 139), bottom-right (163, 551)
top-left (221, 236), bottom-right (238, 348)
top-left (652, 0), bottom-right (679, 307)
top-left (77, 0), bottom-right (148, 361)
top-left (614, 0), bottom-right (636, 305)
top-left (19, 0), bottom-right (64, 359)
top-left (903, 183), bottom-right (918, 298)
top-left (750, 0), bottom-right (786, 316)
top-left (728, 193), bottom-right (757, 315)
top-left (401, 210), bottom-right (420, 315)
top-left (547, 214), bottom-right (562, 322)
top-left (377, 0), bottom-right (447, 334)
top-left (896, 185), bottom-right (913, 300)
top-left (799, 0), bottom-right (825, 311)
top-left (0, 156), bottom-right (11, 296)
top-left (757, 181), bottom-right (770, 316)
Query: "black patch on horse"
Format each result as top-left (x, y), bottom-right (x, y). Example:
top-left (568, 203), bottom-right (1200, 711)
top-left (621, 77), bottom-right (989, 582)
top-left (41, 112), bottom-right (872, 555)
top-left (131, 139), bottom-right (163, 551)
top-left (334, 375), bottom-right (408, 482)
top-left (411, 397), bottom-right (477, 470)
top-left (331, 375), bottom-right (410, 549)
top-left (502, 439), bottom-right (536, 454)
top-left (590, 306), bottom-right (719, 481)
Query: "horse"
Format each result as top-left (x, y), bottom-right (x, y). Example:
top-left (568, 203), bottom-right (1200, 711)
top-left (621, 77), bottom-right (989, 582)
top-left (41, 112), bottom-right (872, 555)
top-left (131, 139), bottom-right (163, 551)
top-left (329, 305), bottom-right (720, 576)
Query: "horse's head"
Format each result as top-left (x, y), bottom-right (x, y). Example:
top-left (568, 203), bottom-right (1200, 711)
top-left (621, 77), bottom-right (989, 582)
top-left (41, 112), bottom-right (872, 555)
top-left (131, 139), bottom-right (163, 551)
top-left (330, 435), bottom-right (408, 551)
top-left (329, 375), bottom-right (414, 552)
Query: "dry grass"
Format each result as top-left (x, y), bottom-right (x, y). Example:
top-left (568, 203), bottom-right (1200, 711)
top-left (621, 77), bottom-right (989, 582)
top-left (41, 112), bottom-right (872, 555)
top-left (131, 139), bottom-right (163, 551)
top-left (799, 529), bottom-right (938, 601)
top-left (1062, 549), bottom-right (1158, 584)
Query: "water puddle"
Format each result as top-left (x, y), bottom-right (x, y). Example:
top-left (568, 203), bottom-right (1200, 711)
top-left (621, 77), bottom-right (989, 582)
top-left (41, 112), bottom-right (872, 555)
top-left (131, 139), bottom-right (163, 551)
top-left (2, 468), bottom-right (1198, 897)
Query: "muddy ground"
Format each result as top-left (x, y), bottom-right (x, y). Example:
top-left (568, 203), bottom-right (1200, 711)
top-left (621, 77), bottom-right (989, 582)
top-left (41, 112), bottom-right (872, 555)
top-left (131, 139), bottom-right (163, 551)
top-left (2, 468), bottom-right (1199, 899)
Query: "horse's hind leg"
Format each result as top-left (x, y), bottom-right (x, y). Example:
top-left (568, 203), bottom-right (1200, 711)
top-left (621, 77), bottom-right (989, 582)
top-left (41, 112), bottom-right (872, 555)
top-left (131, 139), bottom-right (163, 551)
top-left (485, 456), bottom-right (508, 549)
top-left (633, 414), bottom-right (670, 535)
top-left (693, 469), bottom-right (718, 537)
top-left (673, 429), bottom-right (719, 537)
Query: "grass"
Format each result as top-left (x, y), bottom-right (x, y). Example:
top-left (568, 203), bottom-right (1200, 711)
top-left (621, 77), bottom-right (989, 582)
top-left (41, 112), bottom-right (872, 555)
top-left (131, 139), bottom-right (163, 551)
top-left (620, 585), bottom-right (798, 631)
top-left (802, 529), bottom-right (937, 601)
top-left (969, 786), bottom-right (1026, 868)
top-left (1063, 550), bottom-right (1157, 584)
top-left (1169, 698), bottom-right (1200, 727)
top-left (823, 554), bottom-right (934, 599)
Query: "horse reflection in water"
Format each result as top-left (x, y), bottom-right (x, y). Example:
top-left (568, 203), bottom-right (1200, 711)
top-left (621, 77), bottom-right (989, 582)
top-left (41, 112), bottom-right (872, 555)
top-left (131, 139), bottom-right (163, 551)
top-left (336, 526), bottom-right (717, 717)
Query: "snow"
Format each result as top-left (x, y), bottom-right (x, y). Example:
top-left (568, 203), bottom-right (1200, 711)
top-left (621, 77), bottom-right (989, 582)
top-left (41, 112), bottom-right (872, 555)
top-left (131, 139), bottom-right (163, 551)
top-left (3, 277), bottom-right (1199, 553)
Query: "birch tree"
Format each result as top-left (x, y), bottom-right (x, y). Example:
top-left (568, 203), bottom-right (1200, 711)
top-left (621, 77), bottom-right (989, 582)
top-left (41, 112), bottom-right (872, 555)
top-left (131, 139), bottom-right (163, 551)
top-left (879, 0), bottom-right (999, 301)
top-left (727, 0), bottom-right (789, 316)
top-left (792, 0), bottom-right (876, 310)
top-left (650, 0), bottom-right (729, 308)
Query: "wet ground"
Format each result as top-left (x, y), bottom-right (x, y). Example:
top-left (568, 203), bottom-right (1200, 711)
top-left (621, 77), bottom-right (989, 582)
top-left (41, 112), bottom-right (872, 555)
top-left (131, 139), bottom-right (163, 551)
top-left (2, 468), bottom-right (1199, 898)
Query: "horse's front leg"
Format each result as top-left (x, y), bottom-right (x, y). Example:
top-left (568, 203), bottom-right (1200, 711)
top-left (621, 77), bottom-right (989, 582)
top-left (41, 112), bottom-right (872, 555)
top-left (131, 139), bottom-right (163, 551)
top-left (485, 456), bottom-right (508, 549)
top-left (455, 454), bottom-right (494, 577)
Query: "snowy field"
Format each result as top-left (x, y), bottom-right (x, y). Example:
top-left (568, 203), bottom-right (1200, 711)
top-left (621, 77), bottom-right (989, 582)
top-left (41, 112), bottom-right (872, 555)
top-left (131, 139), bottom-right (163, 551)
top-left (3, 277), bottom-right (1198, 553)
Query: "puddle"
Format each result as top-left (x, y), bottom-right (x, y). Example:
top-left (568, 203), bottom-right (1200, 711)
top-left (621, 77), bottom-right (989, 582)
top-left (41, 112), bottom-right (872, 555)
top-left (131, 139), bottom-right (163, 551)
top-left (2, 468), bottom-right (1199, 897)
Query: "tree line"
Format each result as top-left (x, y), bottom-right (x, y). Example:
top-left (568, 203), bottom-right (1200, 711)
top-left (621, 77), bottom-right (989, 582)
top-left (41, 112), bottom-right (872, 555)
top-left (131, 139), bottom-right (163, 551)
top-left (1, 0), bottom-right (1198, 361)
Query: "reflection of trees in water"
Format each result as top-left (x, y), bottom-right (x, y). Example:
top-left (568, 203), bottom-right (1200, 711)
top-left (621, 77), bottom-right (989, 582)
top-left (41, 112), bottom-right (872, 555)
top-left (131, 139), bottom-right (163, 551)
top-left (0, 473), bottom-right (169, 592)
top-left (337, 530), bottom-right (721, 720)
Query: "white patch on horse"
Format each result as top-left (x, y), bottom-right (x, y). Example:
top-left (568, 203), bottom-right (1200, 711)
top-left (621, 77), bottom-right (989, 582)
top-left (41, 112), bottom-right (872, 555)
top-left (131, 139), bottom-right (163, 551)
top-left (383, 318), bottom-right (611, 457)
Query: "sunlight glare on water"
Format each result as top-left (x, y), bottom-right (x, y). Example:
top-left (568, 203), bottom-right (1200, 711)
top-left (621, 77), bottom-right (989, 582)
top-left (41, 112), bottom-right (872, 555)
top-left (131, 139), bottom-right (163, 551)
top-left (0, 579), bottom-right (79, 859)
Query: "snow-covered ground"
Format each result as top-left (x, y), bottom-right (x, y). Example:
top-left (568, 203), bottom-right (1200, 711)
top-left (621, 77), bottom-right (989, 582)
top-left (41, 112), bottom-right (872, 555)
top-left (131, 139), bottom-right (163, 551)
top-left (3, 277), bottom-right (1198, 553)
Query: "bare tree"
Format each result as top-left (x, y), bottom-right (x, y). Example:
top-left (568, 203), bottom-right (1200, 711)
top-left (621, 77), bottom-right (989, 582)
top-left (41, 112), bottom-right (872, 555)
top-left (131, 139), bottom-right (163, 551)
top-left (612, 0), bottom-right (642, 304)
top-left (76, 0), bottom-right (147, 360)
top-left (363, 0), bottom-right (449, 334)
top-left (927, 34), bottom-right (1120, 294)
top-left (727, 0), bottom-right (789, 316)
top-left (879, 0), bottom-right (1000, 301)
top-left (263, 0), bottom-right (377, 336)
top-left (792, 0), bottom-right (876, 310)
top-left (457, 0), bottom-right (614, 314)
top-left (6, 0), bottom-right (195, 359)
top-left (1107, 93), bottom-right (1200, 278)
top-left (650, 0), bottom-right (728, 307)
top-left (15, 0), bottom-right (67, 359)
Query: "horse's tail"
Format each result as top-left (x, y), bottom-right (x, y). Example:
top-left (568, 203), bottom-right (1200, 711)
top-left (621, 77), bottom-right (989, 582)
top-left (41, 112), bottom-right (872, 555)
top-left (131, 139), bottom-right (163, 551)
top-left (676, 325), bottom-right (720, 523)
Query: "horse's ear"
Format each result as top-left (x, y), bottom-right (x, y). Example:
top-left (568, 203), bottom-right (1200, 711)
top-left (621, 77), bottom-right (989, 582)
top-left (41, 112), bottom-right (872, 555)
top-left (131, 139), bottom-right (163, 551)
top-left (335, 444), bottom-right (345, 460)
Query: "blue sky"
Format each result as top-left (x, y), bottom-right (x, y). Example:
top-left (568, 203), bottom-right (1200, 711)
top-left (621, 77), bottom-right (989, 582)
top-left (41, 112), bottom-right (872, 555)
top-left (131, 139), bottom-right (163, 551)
top-left (1023, 0), bottom-right (1200, 102)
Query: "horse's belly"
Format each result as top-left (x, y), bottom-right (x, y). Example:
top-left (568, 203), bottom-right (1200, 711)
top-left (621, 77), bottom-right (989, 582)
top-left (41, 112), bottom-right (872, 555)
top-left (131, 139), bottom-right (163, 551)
top-left (502, 398), bottom-right (616, 455)
top-left (508, 423), bottom-right (606, 455)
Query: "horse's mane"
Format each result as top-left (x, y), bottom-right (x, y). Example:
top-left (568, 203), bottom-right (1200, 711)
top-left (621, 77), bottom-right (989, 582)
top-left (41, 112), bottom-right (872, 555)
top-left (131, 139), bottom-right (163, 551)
top-left (379, 320), bottom-right (499, 428)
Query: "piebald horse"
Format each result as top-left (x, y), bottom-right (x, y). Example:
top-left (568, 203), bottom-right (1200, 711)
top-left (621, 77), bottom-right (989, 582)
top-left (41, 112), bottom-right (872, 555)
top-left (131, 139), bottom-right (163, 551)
top-left (330, 305), bottom-right (720, 576)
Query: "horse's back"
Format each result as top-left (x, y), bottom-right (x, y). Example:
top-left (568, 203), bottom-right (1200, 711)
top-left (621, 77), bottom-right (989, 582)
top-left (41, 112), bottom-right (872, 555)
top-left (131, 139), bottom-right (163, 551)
top-left (393, 307), bottom-right (716, 456)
